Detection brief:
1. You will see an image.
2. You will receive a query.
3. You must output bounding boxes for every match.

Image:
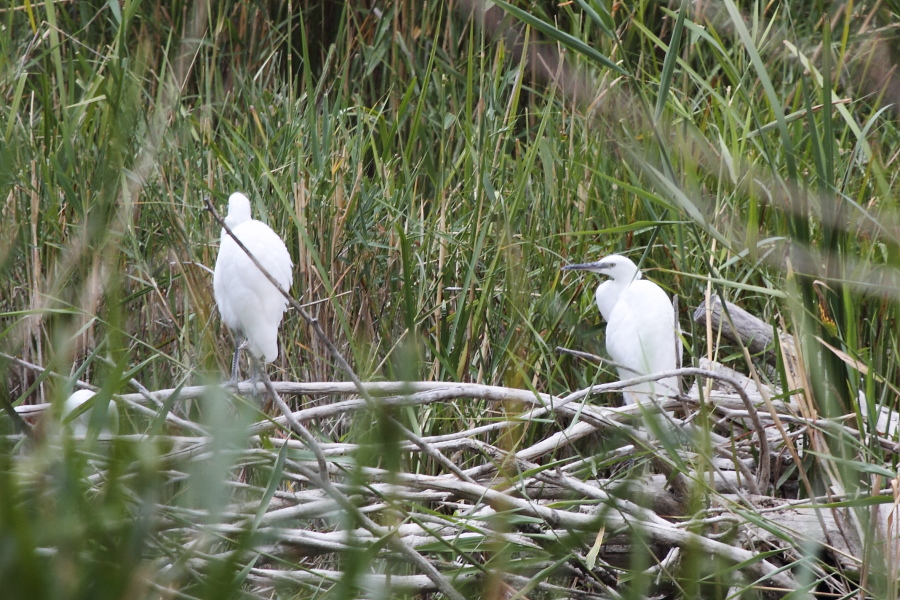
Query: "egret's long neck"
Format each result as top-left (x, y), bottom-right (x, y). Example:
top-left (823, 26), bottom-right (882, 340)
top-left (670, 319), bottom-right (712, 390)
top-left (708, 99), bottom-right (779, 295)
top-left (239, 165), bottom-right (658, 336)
top-left (595, 267), bottom-right (640, 321)
top-left (224, 196), bottom-right (252, 229)
top-left (595, 278), bottom-right (627, 321)
top-left (225, 213), bottom-right (250, 229)
top-left (222, 213), bottom-right (250, 244)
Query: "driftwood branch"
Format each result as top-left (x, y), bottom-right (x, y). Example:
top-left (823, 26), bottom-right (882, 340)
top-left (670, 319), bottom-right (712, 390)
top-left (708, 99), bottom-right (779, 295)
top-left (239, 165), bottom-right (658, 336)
top-left (693, 296), bottom-right (776, 363)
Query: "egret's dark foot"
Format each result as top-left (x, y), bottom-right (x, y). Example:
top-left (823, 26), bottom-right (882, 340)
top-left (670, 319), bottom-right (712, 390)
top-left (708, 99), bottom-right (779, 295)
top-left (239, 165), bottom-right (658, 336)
top-left (224, 379), bottom-right (260, 400)
top-left (228, 337), bottom-right (250, 386)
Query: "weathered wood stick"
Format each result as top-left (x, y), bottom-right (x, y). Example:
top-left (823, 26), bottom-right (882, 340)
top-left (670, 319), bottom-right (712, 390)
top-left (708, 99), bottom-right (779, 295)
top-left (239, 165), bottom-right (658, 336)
top-left (693, 296), bottom-right (776, 363)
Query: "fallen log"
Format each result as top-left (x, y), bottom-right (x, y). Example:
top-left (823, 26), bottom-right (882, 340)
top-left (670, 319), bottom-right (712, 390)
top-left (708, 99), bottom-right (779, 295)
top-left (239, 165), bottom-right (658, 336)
top-left (693, 296), bottom-right (776, 363)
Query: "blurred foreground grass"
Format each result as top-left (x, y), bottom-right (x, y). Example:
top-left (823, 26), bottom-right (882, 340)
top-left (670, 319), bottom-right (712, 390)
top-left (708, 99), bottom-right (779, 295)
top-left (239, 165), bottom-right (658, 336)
top-left (3, 0), bottom-right (900, 598)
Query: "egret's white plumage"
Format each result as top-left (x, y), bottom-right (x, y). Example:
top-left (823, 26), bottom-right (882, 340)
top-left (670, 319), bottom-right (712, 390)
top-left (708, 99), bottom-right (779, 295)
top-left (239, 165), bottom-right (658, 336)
top-left (213, 192), bottom-right (293, 381)
top-left (564, 254), bottom-right (681, 404)
top-left (62, 390), bottom-right (119, 435)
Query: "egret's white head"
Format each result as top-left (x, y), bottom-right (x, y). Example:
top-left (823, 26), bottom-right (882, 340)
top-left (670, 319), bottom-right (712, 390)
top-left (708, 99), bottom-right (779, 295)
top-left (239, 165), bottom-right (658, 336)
top-left (562, 254), bottom-right (641, 282)
top-left (225, 192), bottom-right (252, 229)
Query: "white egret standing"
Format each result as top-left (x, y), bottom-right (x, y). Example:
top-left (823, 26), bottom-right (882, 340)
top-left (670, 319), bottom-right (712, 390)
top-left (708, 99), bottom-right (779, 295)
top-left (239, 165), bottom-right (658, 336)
top-left (213, 192), bottom-right (293, 383)
top-left (62, 390), bottom-right (119, 435)
top-left (563, 254), bottom-right (680, 404)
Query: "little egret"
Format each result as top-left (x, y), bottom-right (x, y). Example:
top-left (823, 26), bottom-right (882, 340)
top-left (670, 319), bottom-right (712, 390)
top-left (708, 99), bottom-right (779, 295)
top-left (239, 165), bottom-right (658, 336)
top-left (62, 390), bottom-right (119, 435)
top-left (564, 254), bottom-right (681, 404)
top-left (213, 192), bottom-right (293, 382)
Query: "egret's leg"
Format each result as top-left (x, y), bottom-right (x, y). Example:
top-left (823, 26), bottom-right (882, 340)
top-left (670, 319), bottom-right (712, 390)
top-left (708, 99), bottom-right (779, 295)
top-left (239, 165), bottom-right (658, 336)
top-left (250, 361), bottom-right (259, 401)
top-left (229, 337), bottom-right (250, 385)
top-left (248, 354), bottom-right (265, 403)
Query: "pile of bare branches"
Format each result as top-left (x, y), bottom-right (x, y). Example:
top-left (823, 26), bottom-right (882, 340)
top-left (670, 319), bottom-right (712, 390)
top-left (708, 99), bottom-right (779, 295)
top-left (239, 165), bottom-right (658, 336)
top-left (12, 366), bottom-right (896, 598)
top-left (8, 297), bottom-right (900, 598)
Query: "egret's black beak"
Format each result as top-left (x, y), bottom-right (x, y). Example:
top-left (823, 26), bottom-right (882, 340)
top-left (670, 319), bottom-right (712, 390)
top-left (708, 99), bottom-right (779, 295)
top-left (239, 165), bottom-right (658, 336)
top-left (562, 262), bottom-right (607, 272)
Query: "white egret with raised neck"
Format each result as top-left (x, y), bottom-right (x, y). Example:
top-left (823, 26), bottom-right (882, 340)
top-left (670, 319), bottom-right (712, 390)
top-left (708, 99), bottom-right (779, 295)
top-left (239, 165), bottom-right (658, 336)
top-left (564, 254), bottom-right (681, 404)
top-left (213, 192), bottom-right (293, 382)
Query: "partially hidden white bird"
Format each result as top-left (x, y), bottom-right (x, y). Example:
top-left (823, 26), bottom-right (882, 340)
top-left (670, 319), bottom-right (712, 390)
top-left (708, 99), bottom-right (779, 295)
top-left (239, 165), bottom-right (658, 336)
top-left (563, 254), bottom-right (681, 405)
top-left (62, 389), bottom-right (119, 435)
top-left (213, 192), bottom-right (293, 383)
